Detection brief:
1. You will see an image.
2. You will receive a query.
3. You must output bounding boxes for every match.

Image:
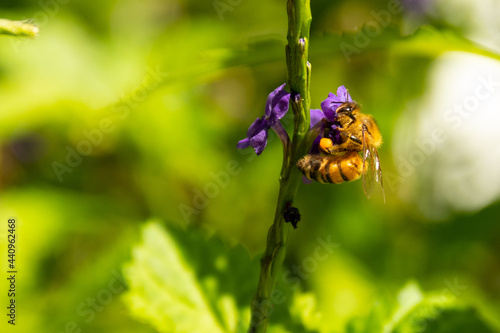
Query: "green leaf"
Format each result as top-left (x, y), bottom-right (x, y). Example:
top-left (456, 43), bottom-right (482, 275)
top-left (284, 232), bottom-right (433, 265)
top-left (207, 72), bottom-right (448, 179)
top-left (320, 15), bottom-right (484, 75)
top-left (347, 282), bottom-right (499, 333)
top-left (312, 25), bottom-right (500, 63)
top-left (391, 300), bottom-right (498, 333)
top-left (123, 221), bottom-right (258, 333)
top-left (388, 282), bottom-right (499, 333)
top-left (290, 292), bottom-right (323, 331)
top-left (384, 282), bottom-right (425, 332)
top-left (345, 282), bottom-right (422, 333)
top-left (124, 222), bottom-right (227, 332)
top-left (388, 26), bottom-right (500, 61)
top-left (139, 25), bottom-right (500, 97)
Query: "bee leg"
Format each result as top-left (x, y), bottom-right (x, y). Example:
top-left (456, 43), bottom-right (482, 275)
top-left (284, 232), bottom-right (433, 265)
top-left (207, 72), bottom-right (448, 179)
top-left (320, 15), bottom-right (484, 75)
top-left (320, 130), bottom-right (363, 154)
top-left (338, 129), bottom-right (363, 149)
top-left (345, 112), bottom-right (357, 124)
top-left (348, 134), bottom-right (362, 147)
top-left (319, 131), bottom-right (351, 154)
top-left (319, 137), bottom-right (345, 154)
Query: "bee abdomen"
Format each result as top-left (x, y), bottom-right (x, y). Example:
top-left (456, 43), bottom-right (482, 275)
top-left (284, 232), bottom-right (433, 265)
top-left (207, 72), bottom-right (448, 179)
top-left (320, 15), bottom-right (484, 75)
top-left (341, 151), bottom-right (363, 182)
top-left (297, 152), bottom-right (362, 184)
top-left (297, 155), bottom-right (344, 184)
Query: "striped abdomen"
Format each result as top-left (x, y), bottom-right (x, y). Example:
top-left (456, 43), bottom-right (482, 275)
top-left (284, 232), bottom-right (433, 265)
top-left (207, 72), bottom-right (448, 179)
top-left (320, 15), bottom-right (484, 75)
top-left (297, 151), bottom-right (363, 184)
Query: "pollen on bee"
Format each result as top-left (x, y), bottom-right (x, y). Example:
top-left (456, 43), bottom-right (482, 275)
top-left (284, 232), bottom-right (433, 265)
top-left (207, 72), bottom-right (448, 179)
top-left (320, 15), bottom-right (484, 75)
top-left (319, 138), bottom-right (334, 152)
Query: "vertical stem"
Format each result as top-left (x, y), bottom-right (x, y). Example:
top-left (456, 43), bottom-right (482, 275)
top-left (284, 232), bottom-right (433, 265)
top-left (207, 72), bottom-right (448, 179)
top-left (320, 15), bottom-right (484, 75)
top-left (248, 1), bottom-right (311, 332)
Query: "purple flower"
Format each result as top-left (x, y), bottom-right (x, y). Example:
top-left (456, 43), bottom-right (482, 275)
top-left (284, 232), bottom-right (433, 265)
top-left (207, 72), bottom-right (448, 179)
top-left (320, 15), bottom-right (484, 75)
top-left (320, 85), bottom-right (352, 121)
top-left (237, 83), bottom-right (290, 155)
top-left (309, 107), bottom-right (341, 154)
top-left (302, 86), bottom-right (353, 184)
top-left (309, 109), bottom-right (325, 154)
top-left (308, 86), bottom-right (353, 154)
top-left (310, 109), bottom-right (325, 129)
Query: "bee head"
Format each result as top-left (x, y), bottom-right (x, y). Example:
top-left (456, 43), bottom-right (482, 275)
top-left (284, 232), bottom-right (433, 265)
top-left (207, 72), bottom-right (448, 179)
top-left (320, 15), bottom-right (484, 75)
top-left (336, 102), bottom-right (359, 121)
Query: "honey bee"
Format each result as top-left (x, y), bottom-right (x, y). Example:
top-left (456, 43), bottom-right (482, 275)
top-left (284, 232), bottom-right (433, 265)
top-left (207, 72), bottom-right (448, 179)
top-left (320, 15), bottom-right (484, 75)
top-left (297, 102), bottom-right (385, 201)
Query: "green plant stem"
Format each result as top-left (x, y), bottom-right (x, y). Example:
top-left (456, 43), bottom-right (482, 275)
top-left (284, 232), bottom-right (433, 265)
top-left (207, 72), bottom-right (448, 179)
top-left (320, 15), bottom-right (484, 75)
top-left (0, 19), bottom-right (39, 37)
top-left (248, 1), bottom-right (311, 332)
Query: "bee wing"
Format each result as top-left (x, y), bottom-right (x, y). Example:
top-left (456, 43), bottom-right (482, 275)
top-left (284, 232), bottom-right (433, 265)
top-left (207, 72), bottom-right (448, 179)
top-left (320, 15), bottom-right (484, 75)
top-left (371, 144), bottom-right (386, 203)
top-left (362, 124), bottom-right (385, 202)
top-left (362, 125), bottom-right (375, 199)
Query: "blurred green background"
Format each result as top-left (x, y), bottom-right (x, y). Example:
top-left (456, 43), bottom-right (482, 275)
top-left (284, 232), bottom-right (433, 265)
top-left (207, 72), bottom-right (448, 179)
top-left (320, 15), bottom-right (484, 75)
top-left (1, 0), bottom-right (500, 332)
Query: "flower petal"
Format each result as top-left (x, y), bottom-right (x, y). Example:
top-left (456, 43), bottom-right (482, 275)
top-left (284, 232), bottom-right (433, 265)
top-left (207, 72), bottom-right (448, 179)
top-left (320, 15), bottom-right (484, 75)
top-left (310, 135), bottom-right (321, 154)
top-left (271, 92), bottom-right (291, 120)
top-left (320, 93), bottom-right (339, 121)
top-left (310, 109), bottom-right (325, 128)
top-left (265, 83), bottom-right (290, 124)
top-left (320, 86), bottom-right (353, 122)
top-left (249, 129), bottom-right (268, 155)
top-left (302, 175), bottom-right (314, 184)
top-left (246, 117), bottom-right (268, 137)
top-left (336, 85), bottom-right (352, 102)
top-left (236, 137), bottom-right (250, 149)
top-left (326, 124), bottom-right (342, 145)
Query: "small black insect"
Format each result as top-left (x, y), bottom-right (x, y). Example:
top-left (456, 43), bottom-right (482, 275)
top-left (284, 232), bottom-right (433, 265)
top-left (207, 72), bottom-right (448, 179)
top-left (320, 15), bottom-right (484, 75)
top-left (284, 204), bottom-right (301, 229)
